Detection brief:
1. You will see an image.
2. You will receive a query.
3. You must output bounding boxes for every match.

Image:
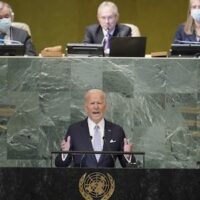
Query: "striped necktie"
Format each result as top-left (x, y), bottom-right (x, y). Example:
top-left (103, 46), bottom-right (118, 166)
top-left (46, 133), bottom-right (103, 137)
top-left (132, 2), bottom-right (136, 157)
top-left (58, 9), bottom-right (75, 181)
top-left (104, 31), bottom-right (111, 52)
top-left (93, 125), bottom-right (102, 161)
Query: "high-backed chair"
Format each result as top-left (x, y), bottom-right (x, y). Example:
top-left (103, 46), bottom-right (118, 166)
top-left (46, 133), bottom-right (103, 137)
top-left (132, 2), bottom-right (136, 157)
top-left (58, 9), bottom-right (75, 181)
top-left (122, 23), bottom-right (141, 37)
top-left (11, 22), bottom-right (31, 36)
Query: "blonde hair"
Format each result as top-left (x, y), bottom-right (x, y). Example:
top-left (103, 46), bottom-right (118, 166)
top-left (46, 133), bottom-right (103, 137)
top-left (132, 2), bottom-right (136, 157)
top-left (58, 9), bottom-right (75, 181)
top-left (97, 1), bottom-right (119, 17)
top-left (184, 0), bottom-right (197, 35)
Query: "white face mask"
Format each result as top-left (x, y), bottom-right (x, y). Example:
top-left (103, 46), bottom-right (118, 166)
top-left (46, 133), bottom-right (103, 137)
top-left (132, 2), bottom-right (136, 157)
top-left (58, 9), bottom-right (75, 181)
top-left (0, 17), bottom-right (11, 33)
top-left (191, 9), bottom-right (200, 23)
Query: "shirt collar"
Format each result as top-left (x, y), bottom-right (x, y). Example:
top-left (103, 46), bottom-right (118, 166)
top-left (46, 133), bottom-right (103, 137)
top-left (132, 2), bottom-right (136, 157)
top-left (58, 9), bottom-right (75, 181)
top-left (88, 117), bottom-right (105, 129)
top-left (102, 28), bottom-right (115, 37)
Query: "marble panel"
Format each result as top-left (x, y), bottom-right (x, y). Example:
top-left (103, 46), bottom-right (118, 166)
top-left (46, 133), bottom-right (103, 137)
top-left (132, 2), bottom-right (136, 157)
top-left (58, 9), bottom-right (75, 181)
top-left (0, 57), bottom-right (199, 168)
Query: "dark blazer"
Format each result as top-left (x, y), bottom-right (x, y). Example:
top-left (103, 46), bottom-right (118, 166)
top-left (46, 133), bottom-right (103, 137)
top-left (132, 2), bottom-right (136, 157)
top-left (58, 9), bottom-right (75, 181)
top-left (10, 26), bottom-right (37, 56)
top-left (83, 23), bottom-right (132, 44)
top-left (55, 118), bottom-right (130, 168)
top-left (173, 24), bottom-right (198, 43)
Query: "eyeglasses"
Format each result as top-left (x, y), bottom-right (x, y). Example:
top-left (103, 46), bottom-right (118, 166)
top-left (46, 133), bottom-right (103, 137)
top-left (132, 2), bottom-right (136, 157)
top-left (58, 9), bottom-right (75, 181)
top-left (99, 15), bottom-right (116, 21)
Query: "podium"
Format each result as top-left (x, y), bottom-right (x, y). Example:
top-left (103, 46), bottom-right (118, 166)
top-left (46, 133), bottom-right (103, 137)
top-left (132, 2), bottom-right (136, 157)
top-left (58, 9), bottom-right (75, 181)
top-left (51, 150), bottom-right (145, 168)
top-left (0, 168), bottom-right (199, 200)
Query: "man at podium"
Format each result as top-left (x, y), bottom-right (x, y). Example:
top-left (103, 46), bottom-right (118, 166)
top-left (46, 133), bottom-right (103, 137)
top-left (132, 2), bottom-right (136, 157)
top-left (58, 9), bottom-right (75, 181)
top-left (55, 89), bottom-right (134, 168)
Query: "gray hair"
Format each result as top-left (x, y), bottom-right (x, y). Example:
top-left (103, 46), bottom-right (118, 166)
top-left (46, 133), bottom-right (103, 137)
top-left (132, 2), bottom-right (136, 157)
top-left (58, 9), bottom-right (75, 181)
top-left (97, 1), bottom-right (119, 17)
top-left (0, 1), bottom-right (13, 17)
top-left (84, 89), bottom-right (107, 104)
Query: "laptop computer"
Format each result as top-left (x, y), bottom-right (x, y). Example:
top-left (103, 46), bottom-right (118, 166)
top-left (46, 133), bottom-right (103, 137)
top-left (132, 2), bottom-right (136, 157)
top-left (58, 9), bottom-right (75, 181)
top-left (109, 36), bottom-right (146, 57)
top-left (0, 44), bottom-right (24, 56)
top-left (170, 43), bottom-right (200, 57)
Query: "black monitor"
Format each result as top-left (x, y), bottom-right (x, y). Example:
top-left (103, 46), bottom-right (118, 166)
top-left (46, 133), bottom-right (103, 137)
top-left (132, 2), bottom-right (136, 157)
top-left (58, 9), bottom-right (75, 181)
top-left (66, 43), bottom-right (104, 57)
top-left (0, 44), bottom-right (25, 56)
top-left (170, 43), bottom-right (200, 57)
top-left (109, 36), bottom-right (147, 57)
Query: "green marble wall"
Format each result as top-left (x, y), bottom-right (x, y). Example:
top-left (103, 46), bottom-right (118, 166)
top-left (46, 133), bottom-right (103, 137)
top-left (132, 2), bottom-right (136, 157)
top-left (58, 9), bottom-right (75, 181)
top-left (0, 57), bottom-right (199, 168)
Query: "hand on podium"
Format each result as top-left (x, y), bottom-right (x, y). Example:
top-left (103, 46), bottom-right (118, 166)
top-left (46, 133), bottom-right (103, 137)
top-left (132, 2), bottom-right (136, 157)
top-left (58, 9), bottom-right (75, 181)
top-left (60, 136), bottom-right (71, 160)
top-left (61, 136), bottom-right (71, 151)
top-left (123, 138), bottom-right (133, 161)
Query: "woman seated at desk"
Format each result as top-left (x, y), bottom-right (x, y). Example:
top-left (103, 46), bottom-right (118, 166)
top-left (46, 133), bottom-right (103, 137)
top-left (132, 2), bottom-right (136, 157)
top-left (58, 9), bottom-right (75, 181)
top-left (173, 0), bottom-right (200, 43)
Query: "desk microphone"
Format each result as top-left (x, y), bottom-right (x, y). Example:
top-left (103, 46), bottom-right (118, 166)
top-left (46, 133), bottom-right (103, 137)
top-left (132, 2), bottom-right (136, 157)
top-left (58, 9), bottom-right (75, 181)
top-left (89, 135), bottom-right (93, 140)
top-left (103, 136), bottom-right (116, 168)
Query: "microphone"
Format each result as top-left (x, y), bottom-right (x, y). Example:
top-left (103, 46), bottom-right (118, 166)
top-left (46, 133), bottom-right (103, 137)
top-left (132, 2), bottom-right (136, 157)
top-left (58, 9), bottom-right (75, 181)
top-left (101, 36), bottom-right (106, 46)
top-left (89, 135), bottom-right (93, 140)
top-left (103, 136), bottom-right (116, 168)
top-left (80, 135), bottom-right (93, 168)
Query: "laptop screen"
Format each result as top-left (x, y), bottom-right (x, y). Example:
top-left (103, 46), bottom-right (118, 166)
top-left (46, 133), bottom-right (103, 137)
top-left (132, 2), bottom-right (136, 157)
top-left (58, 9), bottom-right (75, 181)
top-left (109, 36), bottom-right (146, 57)
top-left (170, 43), bottom-right (200, 57)
top-left (0, 44), bottom-right (25, 56)
top-left (66, 43), bottom-right (104, 57)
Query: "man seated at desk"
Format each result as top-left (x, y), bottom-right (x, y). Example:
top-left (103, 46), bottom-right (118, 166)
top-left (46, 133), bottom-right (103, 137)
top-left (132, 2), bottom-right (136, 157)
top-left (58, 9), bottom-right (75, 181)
top-left (83, 1), bottom-right (134, 56)
top-left (0, 1), bottom-right (36, 56)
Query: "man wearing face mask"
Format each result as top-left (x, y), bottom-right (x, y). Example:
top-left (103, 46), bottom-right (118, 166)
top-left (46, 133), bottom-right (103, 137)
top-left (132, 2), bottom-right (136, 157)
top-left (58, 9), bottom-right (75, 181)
top-left (0, 1), bottom-right (36, 56)
top-left (173, 0), bottom-right (200, 43)
top-left (82, 1), bottom-right (134, 55)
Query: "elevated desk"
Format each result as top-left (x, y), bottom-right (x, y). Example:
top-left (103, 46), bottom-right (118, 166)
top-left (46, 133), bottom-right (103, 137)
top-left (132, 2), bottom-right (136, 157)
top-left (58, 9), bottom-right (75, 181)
top-left (0, 168), bottom-right (199, 200)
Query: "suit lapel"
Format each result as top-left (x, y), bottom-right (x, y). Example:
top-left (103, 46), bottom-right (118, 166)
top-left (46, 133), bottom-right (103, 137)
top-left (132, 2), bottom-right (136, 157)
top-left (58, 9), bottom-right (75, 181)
top-left (81, 119), bottom-right (94, 151)
top-left (99, 120), bottom-right (113, 163)
top-left (96, 26), bottom-right (104, 43)
top-left (81, 119), bottom-right (97, 164)
top-left (103, 120), bottom-right (113, 149)
top-left (113, 24), bottom-right (120, 37)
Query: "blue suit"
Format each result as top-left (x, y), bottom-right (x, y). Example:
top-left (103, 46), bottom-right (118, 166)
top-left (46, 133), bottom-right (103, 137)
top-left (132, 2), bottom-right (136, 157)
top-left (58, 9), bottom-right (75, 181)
top-left (55, 118), bottom-right (130, 168)
top-left (173, 24), bottom-right (198, 43)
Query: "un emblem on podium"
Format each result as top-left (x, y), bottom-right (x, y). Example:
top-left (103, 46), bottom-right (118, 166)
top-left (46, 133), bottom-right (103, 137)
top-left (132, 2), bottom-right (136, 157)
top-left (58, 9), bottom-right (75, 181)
top-left (79, 172), bottom-right (115, 200)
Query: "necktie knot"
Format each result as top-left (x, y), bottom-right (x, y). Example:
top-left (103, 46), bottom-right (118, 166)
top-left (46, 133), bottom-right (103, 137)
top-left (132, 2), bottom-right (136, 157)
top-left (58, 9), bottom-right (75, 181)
top-left (94, 125), bottom-right (99, 131)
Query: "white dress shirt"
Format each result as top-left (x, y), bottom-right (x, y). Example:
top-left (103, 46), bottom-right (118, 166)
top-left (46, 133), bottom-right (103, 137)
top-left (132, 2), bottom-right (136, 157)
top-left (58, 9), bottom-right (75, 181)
top-left (87, 117), bottom-right (105, 150)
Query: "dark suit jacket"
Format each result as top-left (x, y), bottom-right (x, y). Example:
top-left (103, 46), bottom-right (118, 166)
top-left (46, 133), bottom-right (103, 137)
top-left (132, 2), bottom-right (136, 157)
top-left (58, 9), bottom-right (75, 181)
top-left (173, 24), bottom-right (198, 43)
top-left (83, 23), bottom-right (132, 44)
top-left (10, 26), bottom-right (37, 56)
top-left (55, 118), bottom-right (130, 168)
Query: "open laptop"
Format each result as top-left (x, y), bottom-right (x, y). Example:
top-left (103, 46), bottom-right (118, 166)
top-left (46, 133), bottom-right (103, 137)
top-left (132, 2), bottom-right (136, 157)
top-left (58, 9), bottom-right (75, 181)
top-left (109, 36), bottom-right (146, 57)
top-left (0, 44), bottom-right (24, 56)
top-left (170, 43), bottom-right (200, 57)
